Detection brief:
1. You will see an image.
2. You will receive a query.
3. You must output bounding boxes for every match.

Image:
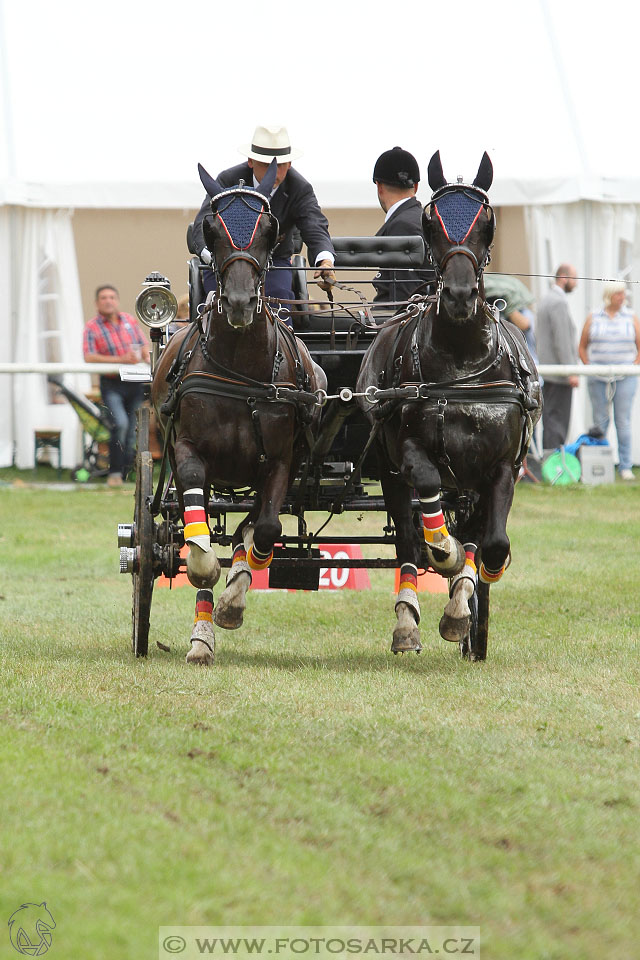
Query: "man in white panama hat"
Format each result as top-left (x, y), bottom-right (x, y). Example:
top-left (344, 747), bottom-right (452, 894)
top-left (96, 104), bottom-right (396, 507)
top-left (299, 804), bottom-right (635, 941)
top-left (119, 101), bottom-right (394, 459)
top-left (193, 124), bottom-right (336, 321)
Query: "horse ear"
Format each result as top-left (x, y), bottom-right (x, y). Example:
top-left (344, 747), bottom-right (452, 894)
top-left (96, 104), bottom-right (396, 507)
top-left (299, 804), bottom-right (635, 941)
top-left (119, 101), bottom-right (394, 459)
top-left (198, 163), bottom-right (223, 198)
top-left (427, 151), bottom-right (447, 192)
top-left (254, 158), bottom-right (278, 199)
top-left (473, 152), bottom-right (493, 192)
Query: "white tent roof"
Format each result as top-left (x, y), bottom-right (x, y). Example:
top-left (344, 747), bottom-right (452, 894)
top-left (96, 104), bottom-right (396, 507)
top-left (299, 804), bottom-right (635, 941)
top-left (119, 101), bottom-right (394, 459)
top-left (5, 175), bottom-right (640, 212)
top-left (2, 0), bottom-right (640, 210)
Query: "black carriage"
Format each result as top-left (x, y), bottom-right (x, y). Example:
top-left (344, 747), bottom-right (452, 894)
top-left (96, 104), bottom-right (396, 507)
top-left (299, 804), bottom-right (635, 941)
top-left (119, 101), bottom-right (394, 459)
top-left (118, 232), bottom-right (492, 663)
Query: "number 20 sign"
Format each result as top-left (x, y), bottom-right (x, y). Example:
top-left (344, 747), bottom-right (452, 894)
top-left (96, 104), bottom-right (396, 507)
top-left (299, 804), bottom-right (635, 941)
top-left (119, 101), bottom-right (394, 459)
top-left (318, 547), bottom-right (370, 590)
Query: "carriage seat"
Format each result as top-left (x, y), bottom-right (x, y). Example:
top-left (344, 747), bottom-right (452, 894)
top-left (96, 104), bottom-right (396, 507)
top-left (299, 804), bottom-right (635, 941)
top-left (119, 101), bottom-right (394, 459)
top-left (186, 224), bottom-right (207, 321)
top-left (332, 235), bottom-right (425, 269)
top-left (296, 236), bottom-right (428, 336)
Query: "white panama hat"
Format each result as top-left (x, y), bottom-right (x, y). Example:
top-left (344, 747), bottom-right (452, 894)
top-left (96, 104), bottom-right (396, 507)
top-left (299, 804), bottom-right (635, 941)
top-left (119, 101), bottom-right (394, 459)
top-left (239, 124), bottom-right (303, 163)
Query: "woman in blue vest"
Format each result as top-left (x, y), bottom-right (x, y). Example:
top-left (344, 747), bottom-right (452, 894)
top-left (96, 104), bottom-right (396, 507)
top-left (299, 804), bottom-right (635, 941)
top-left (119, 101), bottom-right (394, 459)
top-left (579, 282), bottom-right (640, 480)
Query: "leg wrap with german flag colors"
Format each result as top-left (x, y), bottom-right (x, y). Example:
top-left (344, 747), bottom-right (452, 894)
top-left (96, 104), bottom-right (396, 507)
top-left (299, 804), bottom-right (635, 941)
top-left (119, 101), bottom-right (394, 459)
top-left (419, 494), bottom-right (464, 575)
top-left (188, 587), bottom-right (215, 661)
top-left (395, 562), bottom-right (421, 623)
top-left (247, 543), bottom-right (274, 572)
top-left (183, 488), bottom-right (211, 552)
top-left (226, 542), bottom-right (252, 586)
top-left (479, 561), bottom-right (506, 584)
top-left (458, 544), bottom-right (478, 587)
top-left (193, 589), bottom-right (214, 626)
top-left (420, 494), bottom-right (449, 543)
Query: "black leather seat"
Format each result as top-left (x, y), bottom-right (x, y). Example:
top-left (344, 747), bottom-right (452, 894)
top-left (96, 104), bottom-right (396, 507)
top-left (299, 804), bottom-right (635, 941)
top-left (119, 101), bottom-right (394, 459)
top-left (186, 223), bottom-right (207, 321)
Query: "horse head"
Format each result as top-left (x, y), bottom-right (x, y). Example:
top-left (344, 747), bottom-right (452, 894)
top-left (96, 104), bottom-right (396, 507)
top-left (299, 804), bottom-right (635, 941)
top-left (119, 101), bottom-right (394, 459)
top-left (198, 160), bottom-right (280, 329)
top-left (422, 151), bottom-right (495, 323)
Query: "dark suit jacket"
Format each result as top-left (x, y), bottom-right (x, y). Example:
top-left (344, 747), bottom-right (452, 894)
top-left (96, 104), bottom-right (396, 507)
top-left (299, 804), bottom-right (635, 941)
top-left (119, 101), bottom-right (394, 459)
top-left (373, 196), bottom-right (434, 303)
top-left (192, 163), bottom-right (335, 265)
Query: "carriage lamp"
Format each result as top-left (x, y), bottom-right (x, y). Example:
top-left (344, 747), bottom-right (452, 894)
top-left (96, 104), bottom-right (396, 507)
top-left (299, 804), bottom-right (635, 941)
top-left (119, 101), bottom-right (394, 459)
top-left (135, 272), bottom-right (178, 329)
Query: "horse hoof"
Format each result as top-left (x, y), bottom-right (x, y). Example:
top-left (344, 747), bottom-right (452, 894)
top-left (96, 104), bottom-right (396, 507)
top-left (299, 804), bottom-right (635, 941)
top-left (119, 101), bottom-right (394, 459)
top-left (391, 632), bottom-right (423, 654)
top-left (439, 613), bottom-right (471, 643)
top-left (186, 621), bottom-right (215, 665)
top-left (186, 638), bottom-right (215, 665)
top-left (213, 606), bottom-right (244, 630)
top-left (425, 538), bottom-right (465, 577)
top-left (186, 548), bottom-right (221, 590)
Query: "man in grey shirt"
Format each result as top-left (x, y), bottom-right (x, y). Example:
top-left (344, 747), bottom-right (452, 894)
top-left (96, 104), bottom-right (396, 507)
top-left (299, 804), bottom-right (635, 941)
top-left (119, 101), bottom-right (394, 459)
top-left (536, 264), bottom-right (579, 449)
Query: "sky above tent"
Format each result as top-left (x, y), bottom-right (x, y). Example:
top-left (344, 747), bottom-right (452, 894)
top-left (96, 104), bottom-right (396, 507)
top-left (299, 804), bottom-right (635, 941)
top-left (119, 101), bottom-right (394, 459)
top-left (1, 0), bottom-right (638, 192)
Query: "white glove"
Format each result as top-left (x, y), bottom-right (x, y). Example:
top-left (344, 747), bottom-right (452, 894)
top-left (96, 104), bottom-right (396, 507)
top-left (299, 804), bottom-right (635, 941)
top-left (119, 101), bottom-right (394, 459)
top-left (200, 247), bottom-right (212, 266)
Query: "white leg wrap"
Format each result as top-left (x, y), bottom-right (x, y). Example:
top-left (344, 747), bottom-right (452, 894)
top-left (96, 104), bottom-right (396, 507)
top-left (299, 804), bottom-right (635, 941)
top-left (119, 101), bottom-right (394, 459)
top-left (186, 620), bottom-right (215, 665)
top-left (226, 559), bottom-right (252, 587)
top-left (444, 574), bottom-right (475, 621)
top-left (395, 588), bottom-right (421, 624)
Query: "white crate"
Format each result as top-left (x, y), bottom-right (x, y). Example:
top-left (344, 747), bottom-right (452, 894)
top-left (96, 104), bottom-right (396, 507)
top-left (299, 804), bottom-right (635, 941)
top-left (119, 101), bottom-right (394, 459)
top-left (579, 445), bottom-right (615, 485)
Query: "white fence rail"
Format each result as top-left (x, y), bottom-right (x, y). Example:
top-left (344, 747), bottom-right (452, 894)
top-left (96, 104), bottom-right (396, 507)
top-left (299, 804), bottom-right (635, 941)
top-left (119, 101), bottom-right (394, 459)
top-left (1, 362), bottom-right (640, 378)
top-left (0, 362), bottom-right (150, 375)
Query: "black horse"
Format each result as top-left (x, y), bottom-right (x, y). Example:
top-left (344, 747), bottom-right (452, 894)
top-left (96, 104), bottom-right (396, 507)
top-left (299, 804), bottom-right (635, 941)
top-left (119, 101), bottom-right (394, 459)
top-left (356, 151), bottom-right (542, 659)
top-left (153, 160), bottom-right (326, 664)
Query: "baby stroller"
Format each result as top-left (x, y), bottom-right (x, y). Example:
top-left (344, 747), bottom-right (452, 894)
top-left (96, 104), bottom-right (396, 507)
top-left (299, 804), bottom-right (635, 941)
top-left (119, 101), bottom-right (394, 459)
top-left (48, 375), bottom-right (112, 481)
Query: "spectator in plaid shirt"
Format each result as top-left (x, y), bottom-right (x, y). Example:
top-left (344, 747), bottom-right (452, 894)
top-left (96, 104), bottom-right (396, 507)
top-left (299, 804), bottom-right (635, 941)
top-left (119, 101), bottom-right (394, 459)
top-left (83, 285), bottom-right (150, 486)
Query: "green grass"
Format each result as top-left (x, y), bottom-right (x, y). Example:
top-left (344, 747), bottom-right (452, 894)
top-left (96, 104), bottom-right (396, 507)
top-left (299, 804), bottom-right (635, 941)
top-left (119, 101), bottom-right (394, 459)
top-left (1, 475), bottom-right (639, 959)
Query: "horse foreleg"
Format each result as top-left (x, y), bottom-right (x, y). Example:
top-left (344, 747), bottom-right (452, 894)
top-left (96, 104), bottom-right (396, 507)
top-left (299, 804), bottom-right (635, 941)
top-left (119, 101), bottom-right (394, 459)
top-left (400, 438), bottom-right (465, 577)
top-left (174, 440), bottom-right (221, 589)
top-left (213, 521), bottom-right (257, 630)
top-left (478, 463), bottom-right (515, 585)
top-left (439, 544), bottom-right (478, 642)
top-left (215, 462), bottom-right (288, 630)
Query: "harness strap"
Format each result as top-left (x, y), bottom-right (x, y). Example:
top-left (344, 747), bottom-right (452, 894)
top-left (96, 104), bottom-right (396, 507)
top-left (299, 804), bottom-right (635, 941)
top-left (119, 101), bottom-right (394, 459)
top-left (175, 371), bottom-right (318, 407)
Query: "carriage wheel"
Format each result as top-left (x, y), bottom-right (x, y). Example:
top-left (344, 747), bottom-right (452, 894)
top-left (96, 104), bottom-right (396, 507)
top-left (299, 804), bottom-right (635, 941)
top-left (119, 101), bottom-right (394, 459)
top-left (132, 405), bottom-right (155, 657)
top-left (460, 576), bottom-right (490, 661)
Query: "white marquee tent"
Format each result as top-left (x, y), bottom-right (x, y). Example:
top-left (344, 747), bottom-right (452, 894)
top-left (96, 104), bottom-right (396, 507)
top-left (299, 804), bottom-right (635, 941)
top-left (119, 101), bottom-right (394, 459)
top-left (3, 0), bottom-right (640, 468)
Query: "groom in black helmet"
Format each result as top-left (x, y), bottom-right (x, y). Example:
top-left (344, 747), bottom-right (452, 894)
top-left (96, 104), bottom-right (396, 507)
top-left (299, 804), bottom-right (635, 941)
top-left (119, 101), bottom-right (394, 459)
top-left (372, 146), bottom-right (434, 304)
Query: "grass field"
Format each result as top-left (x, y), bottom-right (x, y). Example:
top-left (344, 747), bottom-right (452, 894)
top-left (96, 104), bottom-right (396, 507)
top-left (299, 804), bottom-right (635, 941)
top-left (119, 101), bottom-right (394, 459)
top-left (1, 473), bottom-right (639, 959)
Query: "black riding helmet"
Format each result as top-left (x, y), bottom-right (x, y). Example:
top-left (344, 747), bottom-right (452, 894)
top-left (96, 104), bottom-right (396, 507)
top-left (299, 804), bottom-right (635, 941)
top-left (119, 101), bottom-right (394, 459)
top-left (373, 146), bottom-right (420, 188)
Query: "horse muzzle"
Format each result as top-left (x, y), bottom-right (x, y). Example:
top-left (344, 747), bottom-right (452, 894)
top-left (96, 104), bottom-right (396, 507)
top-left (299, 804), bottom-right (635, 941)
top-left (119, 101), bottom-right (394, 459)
top-left (440, 283), bottom-right (479, 322)
top-left (222, 294), bottom-right (258, 329)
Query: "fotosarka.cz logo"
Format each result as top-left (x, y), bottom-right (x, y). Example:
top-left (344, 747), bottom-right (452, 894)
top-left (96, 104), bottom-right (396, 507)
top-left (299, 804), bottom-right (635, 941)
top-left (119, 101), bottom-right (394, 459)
top-left (7, 902), bottom-right (56, 956)
top-left (158, 926), bottom-right (481, 960)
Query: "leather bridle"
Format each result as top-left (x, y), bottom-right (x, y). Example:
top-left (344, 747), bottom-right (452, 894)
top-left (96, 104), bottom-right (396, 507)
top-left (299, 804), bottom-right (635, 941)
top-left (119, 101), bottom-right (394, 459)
top-left (425, 184), bottom-right (496, 285)
top-left (208, 185), bottom-right (280, 315)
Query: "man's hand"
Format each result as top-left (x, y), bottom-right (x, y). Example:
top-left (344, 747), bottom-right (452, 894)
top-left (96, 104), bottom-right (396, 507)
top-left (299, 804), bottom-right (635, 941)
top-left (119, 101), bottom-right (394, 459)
top-left (314, 259), bottom-right (336, 293)
top-left (568, 375), bottom-right (579, 388)
top-left (122, 349), bottom-right (142, 365)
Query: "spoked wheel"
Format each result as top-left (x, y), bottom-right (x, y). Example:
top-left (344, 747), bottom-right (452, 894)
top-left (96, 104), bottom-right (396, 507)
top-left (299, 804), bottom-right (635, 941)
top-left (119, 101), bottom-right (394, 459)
top-left (132, 404), bottom-right (155, 657)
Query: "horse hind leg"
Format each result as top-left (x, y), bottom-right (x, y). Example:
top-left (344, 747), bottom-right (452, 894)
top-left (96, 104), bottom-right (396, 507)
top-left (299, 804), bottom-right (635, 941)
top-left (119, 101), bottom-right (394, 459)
top-left (439, 544), bottom-right (478, 642)
top-left (186, 589), bottom-right (216, 665)
top-left (378, 456), bottom-right (422, 654)
top-left (393, 564), bottom-right (422, 654)
top-left (183, 490), bottom-right (218, 663)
